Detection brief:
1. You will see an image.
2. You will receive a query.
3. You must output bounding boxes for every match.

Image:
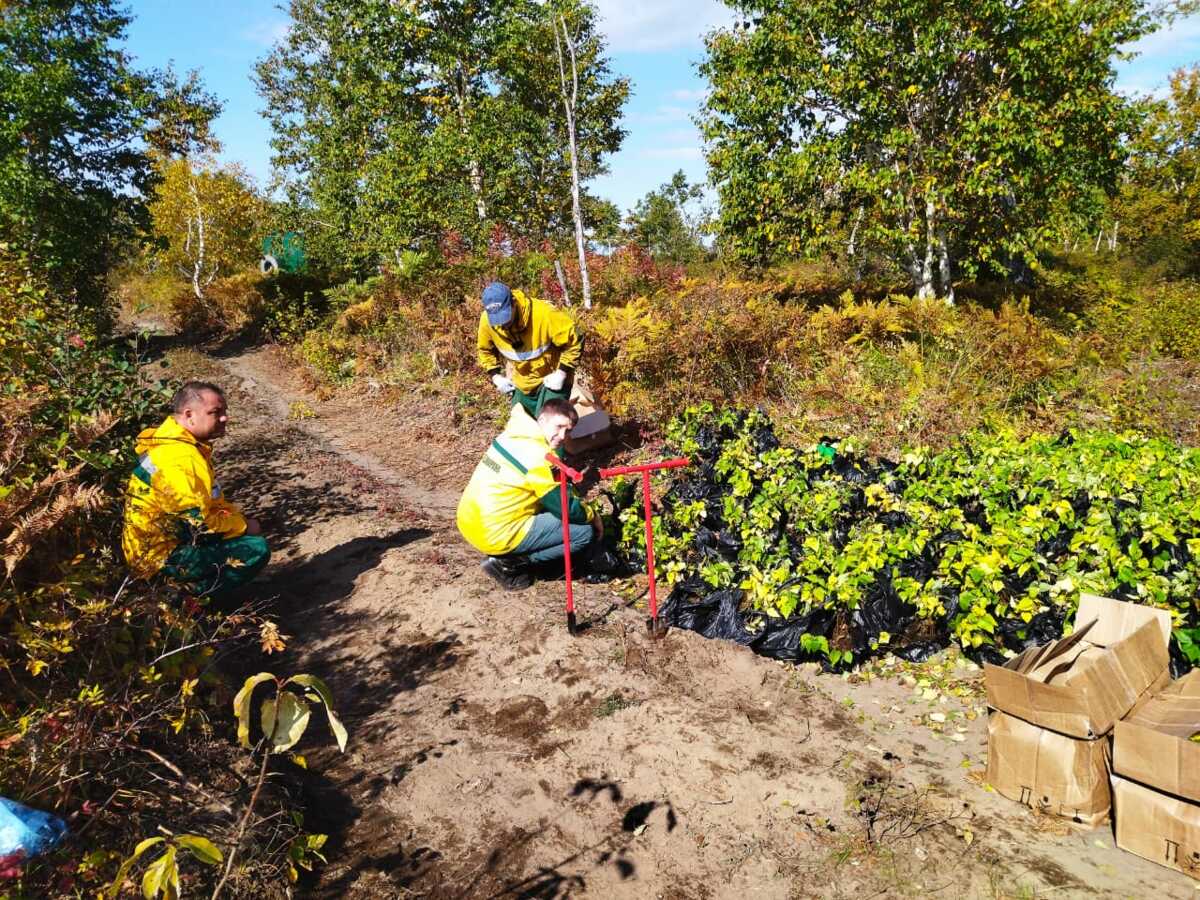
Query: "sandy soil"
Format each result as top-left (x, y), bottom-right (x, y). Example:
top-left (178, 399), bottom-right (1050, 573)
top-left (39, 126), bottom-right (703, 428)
top-left (166, 340), bottom-right (1197, 899)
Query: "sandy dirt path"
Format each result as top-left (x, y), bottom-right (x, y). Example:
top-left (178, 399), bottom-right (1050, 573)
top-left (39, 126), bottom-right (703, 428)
top-left (179, 342), bottom-right (1195, 899)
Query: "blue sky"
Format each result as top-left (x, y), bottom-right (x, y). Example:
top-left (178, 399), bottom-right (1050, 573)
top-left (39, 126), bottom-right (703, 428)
top-left (123, 2), bottom-right (1200, 217)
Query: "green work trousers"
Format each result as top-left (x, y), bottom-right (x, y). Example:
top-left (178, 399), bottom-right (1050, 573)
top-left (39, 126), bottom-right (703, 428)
top-left (511, 380), bottom-right (571, 418)
top-left (162, 535), bottom-right (271, 597)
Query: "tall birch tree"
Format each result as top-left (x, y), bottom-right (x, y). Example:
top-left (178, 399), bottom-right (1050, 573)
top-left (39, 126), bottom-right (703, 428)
top-left (555, 12), bottom-right (592, 307)
top-left (701, 0), bottom-right (1153, 297)
top-left (149, 157), bottom-right (265, 298)
top-left (256, 0), bottom-right (627, 276)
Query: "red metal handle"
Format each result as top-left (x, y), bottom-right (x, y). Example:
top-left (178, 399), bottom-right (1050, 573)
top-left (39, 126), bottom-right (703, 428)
top-left (598, 457), bottom-right (690, 478)
top-left (549, 453), bottom-right (691, 637)
top-left (556, 465), bottom-right (576, 631)
top-left (545, 453), bottom-right (584, 483)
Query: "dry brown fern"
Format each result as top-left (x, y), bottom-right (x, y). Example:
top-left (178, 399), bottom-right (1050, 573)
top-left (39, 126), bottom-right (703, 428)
top-left (69, 410), bottom-right (118, 447)
top-left (0, 393), bottom-right (45, 476)
top-left (3, 482), bottom-right (105, 576)
top-left (0, 465), bottom-right (84, 531)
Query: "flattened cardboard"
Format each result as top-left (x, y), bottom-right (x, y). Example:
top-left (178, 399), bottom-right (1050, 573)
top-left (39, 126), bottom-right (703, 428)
top-left (984, 594), bottom-right (1172, 738)
top-left (1112, 775), bottom-right (1200, 876)
top-left (986, 710), bottom-right (1110, 827)
top-left (1114, 670), bottom-right (1200, 803)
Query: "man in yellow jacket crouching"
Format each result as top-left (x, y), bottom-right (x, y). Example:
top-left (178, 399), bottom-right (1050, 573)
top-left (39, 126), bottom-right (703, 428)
top-left (477, 282), bottom-right (582, 418)
top-left (122, 381), bottom-right (270, 597)
top-left (457, 398), bottom-right (600, 590)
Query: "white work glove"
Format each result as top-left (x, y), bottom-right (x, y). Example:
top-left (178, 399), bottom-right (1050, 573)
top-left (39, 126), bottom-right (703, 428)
top-left (491, 373), bottom-right (515, 394)
top-left (543, 368), bottom-right (568, 391)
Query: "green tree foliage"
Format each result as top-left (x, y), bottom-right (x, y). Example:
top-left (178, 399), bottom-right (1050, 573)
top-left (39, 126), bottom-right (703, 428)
top-left (700, 0), bottom-right (1152, 298)
top-left (143, 64), bottom-right (223, 159)
top-left (0, 1), bottom-right (221, 303)
top-left (148, 156), bottom-right (267, 298)
top-left (255, 0), bottom-right (628, 275)
top-left (625, 170), bottom-right (709, 263)
top-left (1112, 66), bottom-right (1200, 273)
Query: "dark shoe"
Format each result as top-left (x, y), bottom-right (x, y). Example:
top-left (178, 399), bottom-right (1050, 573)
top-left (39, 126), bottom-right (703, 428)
top-left (482, 556), bottom-right (533, 591)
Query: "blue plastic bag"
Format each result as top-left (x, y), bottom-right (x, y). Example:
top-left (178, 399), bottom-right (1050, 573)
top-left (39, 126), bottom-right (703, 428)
top-left (0, 796), bottom-right (67, 858)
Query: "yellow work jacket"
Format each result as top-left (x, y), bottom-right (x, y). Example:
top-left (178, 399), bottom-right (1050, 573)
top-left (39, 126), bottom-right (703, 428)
top-left (476, 289), bottom-right (582, 393)
top-left (456, 405), bottom-right (593, 555)
top-left (121, 416), bottom-right (247, 577)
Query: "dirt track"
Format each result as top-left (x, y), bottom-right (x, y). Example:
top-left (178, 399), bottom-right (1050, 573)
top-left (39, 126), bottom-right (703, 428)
top-left (175, 341), bottom-right (1195, 899)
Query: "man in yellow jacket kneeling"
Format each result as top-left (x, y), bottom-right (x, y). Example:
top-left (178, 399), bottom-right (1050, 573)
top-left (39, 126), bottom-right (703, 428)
top-left (457, 398), bottom-right (600, 590)
top-left (122, 381), bottom-right (270, 597)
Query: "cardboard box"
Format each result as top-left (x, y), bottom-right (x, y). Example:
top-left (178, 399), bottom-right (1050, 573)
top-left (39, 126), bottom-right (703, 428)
top-left (565, 379), bottom-right (614, 455)
top-left (986, 710), bottom-right (1111, 827)
top-left (1114, 670), bottom-right (1200, 803)
top-left (984, 594), bottom-right (1172, 739)
top-left (1112, 774), bottom-right (1200, 876)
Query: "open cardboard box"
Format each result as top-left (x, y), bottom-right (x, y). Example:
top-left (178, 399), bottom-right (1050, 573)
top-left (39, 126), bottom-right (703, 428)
top-left (565, 377), bottom-right (614, 455)
top-left (1110, 671), bottom-right (1200, 875)
top-left (1114, 670), bottom-right (1200, 803)
top-left (985, 593), bottom-right (1172, 739)
top-left (986, 710), bottom-right (1112, 827)
top-left (983, 594), bottom-right (1172, 825)
top-left (1112, 774), bottom-right (1200, 877)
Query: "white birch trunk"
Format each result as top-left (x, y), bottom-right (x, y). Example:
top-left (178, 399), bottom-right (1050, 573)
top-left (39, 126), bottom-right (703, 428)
top-left (554, 258), bottom-right (572, 306)
top-left (916, 196), bottom-right (936, 299)
top-left (847, 206), bottom-right (863, 279)
top-left (456, 66), bottom-right (487, 222)
top-left (938, 230), bottom-right (954, 305)
top-left (556, 15), bottom-right (591, 309)
top-left (189, 176), bottom-right (206, 300)
top-left (1109, 221), bottom-right (1119, 252)
top-left (469, 159), bottom-right (487, 222)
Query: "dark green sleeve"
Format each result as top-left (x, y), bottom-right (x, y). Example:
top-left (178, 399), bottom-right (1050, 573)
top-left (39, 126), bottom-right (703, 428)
top-left (539, 486), bottom-right (590, 524)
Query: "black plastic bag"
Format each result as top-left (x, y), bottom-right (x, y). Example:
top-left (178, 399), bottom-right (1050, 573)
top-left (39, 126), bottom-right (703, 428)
top-left (662, 588), bottom-right (760, 647)
top-left (849, 570), bottom-right (916, 654)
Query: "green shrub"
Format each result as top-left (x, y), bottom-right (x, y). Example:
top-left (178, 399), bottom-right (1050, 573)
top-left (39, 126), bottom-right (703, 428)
top-left (638, 406), bottom-right (1200, 667)
top-left (1, 249), bottom-right (300, 894)
top-left (1145, 281), bottom-right (1200, 360)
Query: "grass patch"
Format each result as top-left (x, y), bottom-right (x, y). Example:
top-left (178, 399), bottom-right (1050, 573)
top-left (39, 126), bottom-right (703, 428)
top-left (595, 692), bottom-right (640, 718)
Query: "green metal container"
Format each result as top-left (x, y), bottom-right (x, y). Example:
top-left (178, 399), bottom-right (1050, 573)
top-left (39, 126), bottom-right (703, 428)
top-left (260, 232), bottom-right (307, 275)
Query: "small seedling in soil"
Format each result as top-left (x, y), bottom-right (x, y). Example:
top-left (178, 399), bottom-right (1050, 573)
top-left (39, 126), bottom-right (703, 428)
top-left (288, 400), bottom-right (316, 420)
top-left (595, 692), bottom-right (639, 718)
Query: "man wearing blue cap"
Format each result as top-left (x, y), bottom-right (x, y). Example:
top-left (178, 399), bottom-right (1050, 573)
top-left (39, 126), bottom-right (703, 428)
top-left (477, 281), bottom-right (583, 417)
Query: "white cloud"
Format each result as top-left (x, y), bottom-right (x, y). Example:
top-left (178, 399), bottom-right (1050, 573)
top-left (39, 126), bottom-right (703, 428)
top-left (1120, 14), bottom-right (1200, 58)
top-left (660, 127), bottom-right (703, 144)
top-left (1116, 74), bottom-right (1172, 100)
top-left (670, 87), bottom-right (710, 102)
top-left (640, 146), bottom-right (705, 160)
top-left (630, 104), bottom-right (695, 124)
top-left (591, 0), bottom-right (734, 53)
top-left (241, 19), bottom-right (291, 48)
top-left (1114, 14), bottom-right (1200, 98)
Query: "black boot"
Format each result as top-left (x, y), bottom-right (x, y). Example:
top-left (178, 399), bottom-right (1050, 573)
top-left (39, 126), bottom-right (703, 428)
top-left (481, 556), bottom-right (533, 591)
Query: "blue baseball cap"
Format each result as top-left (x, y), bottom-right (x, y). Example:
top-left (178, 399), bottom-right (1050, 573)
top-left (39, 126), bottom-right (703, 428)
top-left (482, 282), bottom-right (514, 327)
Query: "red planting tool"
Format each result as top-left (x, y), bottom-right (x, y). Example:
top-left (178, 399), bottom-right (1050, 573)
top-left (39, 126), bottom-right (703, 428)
top-left (545, 453), bottom-right (585, 634)
top-left (546, 453), bottom-right (691, 637)
top-left (599, 457), bottom-right (690, 638)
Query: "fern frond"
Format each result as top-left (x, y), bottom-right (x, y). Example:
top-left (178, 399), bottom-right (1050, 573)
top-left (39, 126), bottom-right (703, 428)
top-left (2, 481), bottom-right (103, 576)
